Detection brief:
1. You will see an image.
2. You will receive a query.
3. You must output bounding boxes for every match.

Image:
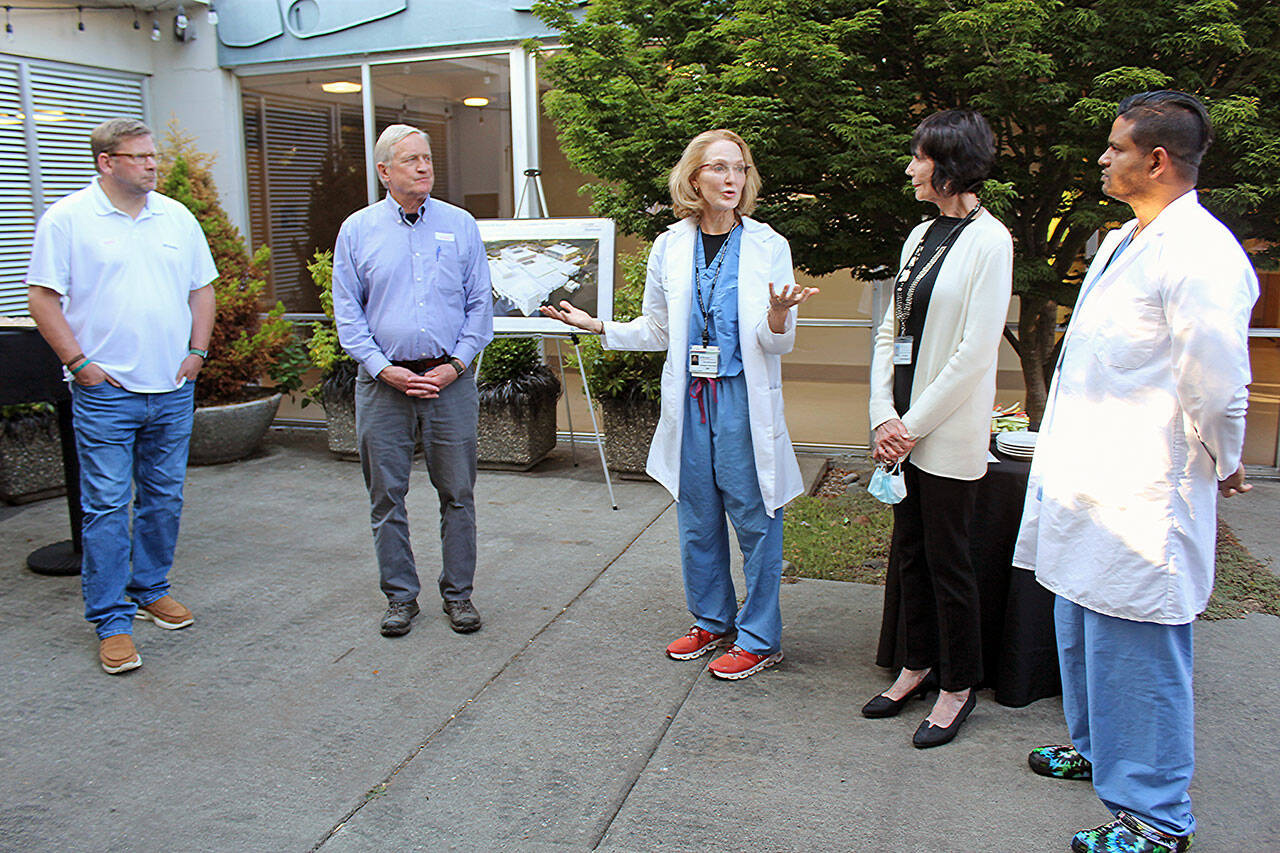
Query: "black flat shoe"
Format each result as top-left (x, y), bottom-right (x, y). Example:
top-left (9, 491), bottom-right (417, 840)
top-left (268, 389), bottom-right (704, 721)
top-left (861, 671), bottom-right (939, 719)
top-left (912, 690), bottom-right (976, 748)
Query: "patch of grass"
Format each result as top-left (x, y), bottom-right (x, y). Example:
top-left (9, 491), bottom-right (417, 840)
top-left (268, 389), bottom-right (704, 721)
top-left (1204, 521), bottom-right (1280, 620)
top-left (785, 467), bottom-right (1280, 623)
top-left (783, 486), bottom-right (893, 583)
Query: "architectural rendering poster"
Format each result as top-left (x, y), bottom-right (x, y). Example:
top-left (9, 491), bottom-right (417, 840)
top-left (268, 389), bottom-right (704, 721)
top-left (477, 217), bottom-right (616, 334)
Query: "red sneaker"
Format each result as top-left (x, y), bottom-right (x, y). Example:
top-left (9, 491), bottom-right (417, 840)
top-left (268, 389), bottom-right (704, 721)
top-left (708, 646), bottom-right (783, 680)
top-left (665, 626), bottom-right (727, 660)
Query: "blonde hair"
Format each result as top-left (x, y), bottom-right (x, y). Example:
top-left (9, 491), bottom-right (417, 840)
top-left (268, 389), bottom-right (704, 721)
top-left (668, 129), bottom-right (762, 219)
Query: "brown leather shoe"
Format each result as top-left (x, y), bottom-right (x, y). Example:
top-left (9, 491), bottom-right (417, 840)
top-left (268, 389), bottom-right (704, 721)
top-left (99, 634), bottom-right (141, 674)
top-left (134, 595), bottom-right (194, 630)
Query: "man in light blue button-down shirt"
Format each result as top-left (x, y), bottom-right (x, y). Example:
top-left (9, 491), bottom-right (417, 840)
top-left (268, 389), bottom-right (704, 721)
top-left (333, 124), bottom-right (493, 638)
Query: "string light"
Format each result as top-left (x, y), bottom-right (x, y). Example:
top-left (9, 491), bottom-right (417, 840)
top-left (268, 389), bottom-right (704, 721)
top-left (0, 4), bottom-right (208, 40)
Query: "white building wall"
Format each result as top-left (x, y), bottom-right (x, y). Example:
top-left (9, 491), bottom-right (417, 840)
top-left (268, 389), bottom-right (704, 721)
top-left (7, 5), bottom-right (246, 234)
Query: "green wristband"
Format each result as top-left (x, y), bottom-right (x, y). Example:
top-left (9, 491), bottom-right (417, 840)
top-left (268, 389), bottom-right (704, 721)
top-left (69, 359), bottom-right (93, 376)
top-left (188, 347), bottom-right (208, 359)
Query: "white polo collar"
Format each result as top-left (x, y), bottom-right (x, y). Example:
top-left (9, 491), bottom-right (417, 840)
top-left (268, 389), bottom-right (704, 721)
top-left (89, 177), bottom-right (164, 218)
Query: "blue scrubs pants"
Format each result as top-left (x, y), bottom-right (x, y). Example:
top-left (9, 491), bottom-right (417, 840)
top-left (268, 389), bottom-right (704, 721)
top-left (677, 373), bottom-right (783, 655)
top-left (1055, 596), bottom-right (1196, 836)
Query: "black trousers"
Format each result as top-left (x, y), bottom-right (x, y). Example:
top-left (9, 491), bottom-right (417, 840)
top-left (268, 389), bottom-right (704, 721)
top-left (881, 461), bottom-right (982, 692)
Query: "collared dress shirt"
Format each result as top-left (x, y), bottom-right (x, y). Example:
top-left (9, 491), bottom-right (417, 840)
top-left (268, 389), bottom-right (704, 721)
top-left (1014, 191), bottom-right (1258, 624)
top-left (25, 178), bottom-right (218, 392)
top-left (332, 195), bottom-right (494, 378)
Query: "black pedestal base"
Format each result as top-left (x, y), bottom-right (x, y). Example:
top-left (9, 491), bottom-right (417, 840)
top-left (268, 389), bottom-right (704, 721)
top-left (27, 540), bottom-right (82, 576)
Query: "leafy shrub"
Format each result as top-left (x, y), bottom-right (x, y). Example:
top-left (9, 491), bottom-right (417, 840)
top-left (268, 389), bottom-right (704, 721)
top-left (302, 250), bottom-right (357, 407)
top-left (158, 125), bottom-right (298, 404)
top-left (570, 247), bottom-right (664, 406)
top-left (0, 402), bottom-right (56, 438)
top-left (478, 337), bottom-right (561, 415)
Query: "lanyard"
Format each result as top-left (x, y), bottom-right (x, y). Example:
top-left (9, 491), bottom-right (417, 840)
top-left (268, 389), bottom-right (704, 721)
top-left (894, 203), bottom-right (981, 325)
top-left (694, 222), bottom-right (738, 347)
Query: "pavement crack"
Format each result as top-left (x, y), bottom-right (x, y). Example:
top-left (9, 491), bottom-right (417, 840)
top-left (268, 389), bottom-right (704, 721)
top-left (589, 656), bottom-right (705, 850)
top-left (311, 498), bottom-right (675, 851)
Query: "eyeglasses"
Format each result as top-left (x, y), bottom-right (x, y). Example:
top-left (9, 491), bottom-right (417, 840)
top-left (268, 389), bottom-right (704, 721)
top-left (108, 151), bottom-right (157, 163)
top-left (699, 162), bottom-right (750, 177)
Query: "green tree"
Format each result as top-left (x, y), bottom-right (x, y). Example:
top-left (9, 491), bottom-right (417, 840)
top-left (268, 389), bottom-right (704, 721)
top-left (535, 0), bottom-right (1280, 421)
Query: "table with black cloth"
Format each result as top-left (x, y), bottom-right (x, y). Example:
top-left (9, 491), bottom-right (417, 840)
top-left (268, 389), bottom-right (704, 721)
top-left (0, 327), bottom-right (83, 575)
top-left (874, 439), bottom-right (1061, 707)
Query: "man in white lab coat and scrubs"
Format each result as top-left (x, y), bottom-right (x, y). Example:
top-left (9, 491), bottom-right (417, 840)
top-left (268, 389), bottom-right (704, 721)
top-left (1013, 91), bottom-right (1258, 853)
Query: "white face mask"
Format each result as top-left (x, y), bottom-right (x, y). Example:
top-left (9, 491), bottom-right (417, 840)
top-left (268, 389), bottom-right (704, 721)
top-left (867, 461), bottom-right (907, 505)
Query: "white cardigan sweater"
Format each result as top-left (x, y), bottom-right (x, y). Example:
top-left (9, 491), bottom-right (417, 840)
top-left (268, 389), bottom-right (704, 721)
top-left (869, 210), bottom-right (1013, 481)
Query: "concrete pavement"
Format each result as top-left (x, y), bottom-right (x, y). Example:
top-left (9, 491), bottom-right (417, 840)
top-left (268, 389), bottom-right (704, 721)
top-left (1, 434), bottom-right (1277, 851)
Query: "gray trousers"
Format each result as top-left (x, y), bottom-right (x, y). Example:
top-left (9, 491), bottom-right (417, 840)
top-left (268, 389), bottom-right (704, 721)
top-left (355, 366), bottom-right (479, 603)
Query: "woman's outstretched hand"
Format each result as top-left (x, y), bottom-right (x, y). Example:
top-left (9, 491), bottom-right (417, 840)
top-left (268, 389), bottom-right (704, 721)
top-left (768, 282), bottom-right (820, 332)
top-left (540, 300), bottom-right (604, 335)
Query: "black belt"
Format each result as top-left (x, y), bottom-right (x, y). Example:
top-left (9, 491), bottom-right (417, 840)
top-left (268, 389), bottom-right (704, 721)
top-left (390, 356), bottom-right (449, 373)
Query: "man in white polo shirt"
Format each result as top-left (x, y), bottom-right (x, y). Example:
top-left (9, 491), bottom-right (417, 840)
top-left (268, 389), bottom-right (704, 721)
top-left (26, 118), bottom-right (217, 675)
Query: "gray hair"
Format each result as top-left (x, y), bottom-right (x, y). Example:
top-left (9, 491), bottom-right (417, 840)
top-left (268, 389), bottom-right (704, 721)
top-left (373, 124), bottom-right (430, 167)
top-left (90, 118), bottom-right (152, 169)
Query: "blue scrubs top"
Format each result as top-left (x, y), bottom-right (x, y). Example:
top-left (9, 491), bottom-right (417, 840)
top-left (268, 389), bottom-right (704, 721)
top-left (689, 226), bottom-right (744, 378)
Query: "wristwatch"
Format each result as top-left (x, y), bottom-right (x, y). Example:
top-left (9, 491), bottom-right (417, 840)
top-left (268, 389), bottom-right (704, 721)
top-left (448, 356), bottom-right (466, 375)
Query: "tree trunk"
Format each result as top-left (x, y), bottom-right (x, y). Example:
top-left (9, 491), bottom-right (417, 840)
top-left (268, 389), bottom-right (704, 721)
top-left (1017, 294), bottom-right (1058, 427)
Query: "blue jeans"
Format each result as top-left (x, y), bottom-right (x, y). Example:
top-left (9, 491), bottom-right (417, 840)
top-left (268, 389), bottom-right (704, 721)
top-left (1055, 596), bottom-right (1196, 836)
top-left (71, 381), bottom-right (194, 639)
top-left (677, 373), bottom-right (784, 655)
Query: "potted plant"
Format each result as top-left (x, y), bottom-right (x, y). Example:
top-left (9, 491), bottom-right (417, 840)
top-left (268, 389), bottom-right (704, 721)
top-left (571, 248), bottom-right (663, 475)
top-left (477, 337), bottom-right (562, 469)
top-left (0, 403), bottom-right (65, 504)
top-left (302, 250), bottom-right (359, 458)
top-left (158, 127), bottom-right (303, 465)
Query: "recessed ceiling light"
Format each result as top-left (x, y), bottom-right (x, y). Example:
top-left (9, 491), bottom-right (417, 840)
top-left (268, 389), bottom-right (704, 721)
top-left (322, 81), bottom-right (362, 94)
top-left (463, 97), bottom-right (489, 107)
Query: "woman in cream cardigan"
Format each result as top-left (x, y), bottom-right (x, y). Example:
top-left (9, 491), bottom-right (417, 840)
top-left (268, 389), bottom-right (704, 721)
top-left (864, 110), bottom-right (1013, 746)
top-left (542, 129), bottom-right (817, 681)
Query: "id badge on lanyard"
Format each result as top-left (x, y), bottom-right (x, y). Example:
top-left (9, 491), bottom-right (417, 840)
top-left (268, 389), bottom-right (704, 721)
top-left (893, 336), bottom-right (913, 366)
top-left (689, 345), bottom-right (720, 377)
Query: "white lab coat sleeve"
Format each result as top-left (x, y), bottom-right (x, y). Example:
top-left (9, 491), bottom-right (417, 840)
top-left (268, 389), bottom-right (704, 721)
top-left (755, 235), bottom-right (797, 355)
top-left (601, 233), bottom-right (670, 352)
top-left (1163, 249), bottom-right (1257, 481)
top-left (901, 229), bottom-right (1013, 440)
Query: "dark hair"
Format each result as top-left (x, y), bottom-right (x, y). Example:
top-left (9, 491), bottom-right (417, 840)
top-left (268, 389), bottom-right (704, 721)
top-left (910, 109), bottom-right (996, 196)
top-left (1117, 90), bottom-right (1213, 178)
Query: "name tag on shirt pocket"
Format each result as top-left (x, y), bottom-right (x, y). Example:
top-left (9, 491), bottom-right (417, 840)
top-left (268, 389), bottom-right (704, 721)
top-left (435, 232), bottom-right (455, 242)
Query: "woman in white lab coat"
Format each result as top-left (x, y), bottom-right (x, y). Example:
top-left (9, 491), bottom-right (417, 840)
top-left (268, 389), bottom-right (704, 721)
top-left (864, 110), bottom-right (1013, 746)
top-left (542, 129), bottom-right (817, 680)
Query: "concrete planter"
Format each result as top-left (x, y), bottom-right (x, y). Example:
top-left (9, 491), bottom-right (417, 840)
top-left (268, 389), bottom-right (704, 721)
top-left (189, 392), bottom-right (283, 465)
top-left (322, 389), bottom-right (358, 460)
top-left (599, 395), bottom-right (660, 477)
top-left (476, 365), bottom-right (561, 470)
top-left (0, 410), bottom-right (65, 504)
top-left (477, 393), bottom-right (558, 470)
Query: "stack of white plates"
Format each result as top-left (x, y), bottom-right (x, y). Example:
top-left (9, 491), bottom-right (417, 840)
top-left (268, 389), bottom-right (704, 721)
top-left (996, 430), bottom-right (1037, 460)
